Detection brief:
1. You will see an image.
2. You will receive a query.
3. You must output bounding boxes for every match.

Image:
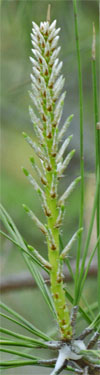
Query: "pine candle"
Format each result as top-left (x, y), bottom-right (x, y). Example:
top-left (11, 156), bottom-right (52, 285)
top-left (23, 8), bottom-right (81, 340)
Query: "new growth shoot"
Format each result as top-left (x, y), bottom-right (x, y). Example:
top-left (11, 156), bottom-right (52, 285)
top-left (0, 4), bottom-right (100, 375)
top-left (23, 5), bottom-right (81, 340)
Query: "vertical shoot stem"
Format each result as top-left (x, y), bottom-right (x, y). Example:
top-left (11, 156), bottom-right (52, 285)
top-left (73, 0), bottom-right (84, 304)
top-left (45, 147), bottom-right (72, 339)
top-left (92, 23), bottom-right (100, 309)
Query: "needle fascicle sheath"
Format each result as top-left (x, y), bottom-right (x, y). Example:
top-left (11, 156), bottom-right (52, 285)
top-left (23, 204), bottom-right (47, 235)
top-left (56, 135), bottom-right (73, 163)
top-left (58, 114), bottom-right (74, 142)
top-left (57, 149), bottom-right (75, 177)
top-left (60, 228), bottom-right (83, 259)
top-left (28, 244), bottom-right (52, 270)
top-left (58, 177), bottom-right (81, 206)
top-left (30, 156), bottom-right (47, 186)
top-left (22, 168), bottom-right (51, 217)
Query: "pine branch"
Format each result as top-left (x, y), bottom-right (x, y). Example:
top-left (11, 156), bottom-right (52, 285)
top-left (0, 259), bottom-right (97, 293)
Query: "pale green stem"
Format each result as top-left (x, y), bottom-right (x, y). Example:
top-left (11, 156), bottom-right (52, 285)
top-left (45, 142), bottom-right (72, 339)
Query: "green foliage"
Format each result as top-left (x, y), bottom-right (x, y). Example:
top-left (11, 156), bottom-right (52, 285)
top-left (0, 1), bottom-right (100, 374)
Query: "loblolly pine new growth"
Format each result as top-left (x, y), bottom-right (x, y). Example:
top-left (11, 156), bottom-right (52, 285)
top-left (22, 11), bottom-right (81, 341)
top-left (1, 5), bottom-right (100, 375)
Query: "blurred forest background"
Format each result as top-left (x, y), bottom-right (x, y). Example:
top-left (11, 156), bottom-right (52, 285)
top-left (0, 0), bottom-right (99, 374)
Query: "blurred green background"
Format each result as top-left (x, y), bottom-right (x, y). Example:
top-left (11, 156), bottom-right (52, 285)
top-left (1, 0), bottom-right (99, 374)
